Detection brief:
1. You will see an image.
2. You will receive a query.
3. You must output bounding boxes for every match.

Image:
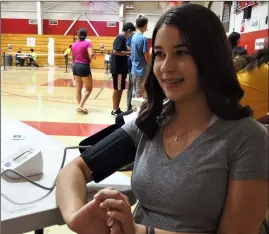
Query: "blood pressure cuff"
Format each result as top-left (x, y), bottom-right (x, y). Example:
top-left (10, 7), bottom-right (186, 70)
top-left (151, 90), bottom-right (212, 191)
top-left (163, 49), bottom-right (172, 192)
top-left (80, 127), bottom-right (137, 183)
top-left (79, 124), bottom-right (119, 154)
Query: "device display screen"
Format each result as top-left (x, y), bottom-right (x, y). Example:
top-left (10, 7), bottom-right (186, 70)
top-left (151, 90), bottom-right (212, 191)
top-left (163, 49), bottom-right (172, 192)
top-left (13, 151), bottom-right (31, 164)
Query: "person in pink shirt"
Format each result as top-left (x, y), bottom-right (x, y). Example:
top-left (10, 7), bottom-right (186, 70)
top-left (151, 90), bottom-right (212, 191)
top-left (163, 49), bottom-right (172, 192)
top-left (71, 28), bottom-right (94, 114)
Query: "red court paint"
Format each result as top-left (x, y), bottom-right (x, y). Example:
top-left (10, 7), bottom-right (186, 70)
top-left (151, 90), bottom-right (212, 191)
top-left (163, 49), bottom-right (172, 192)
top-left (22, 121), bottom-right (109, 137)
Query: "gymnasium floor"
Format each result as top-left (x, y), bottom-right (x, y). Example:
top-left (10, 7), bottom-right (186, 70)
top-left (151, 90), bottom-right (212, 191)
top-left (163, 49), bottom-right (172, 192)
top-left (1, 66), bottom-right (132, 234)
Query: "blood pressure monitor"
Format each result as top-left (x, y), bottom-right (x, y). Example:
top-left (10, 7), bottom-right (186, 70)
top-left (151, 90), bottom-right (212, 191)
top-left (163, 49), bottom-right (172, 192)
top-left (1, 147), bottom-right (43, 179)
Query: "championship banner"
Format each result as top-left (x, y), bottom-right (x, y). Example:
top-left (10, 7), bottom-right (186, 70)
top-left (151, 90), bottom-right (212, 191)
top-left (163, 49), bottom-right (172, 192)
top-left (237, 1), bottom-right (259, 11)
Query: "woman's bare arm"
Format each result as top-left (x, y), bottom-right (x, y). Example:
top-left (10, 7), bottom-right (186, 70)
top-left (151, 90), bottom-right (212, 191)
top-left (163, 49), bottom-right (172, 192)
top-left (217, 180), bottom-right (268, 234)
top-left (113, 50), bottom-right (130, 56)
top-left (87, 47), bottom-right (94, 60)
top-left (56, 157), bottom-right (93, 227)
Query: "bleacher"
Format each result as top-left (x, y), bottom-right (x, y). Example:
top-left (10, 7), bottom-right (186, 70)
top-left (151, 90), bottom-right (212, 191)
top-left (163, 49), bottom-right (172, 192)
top-left (1, 34), bottom-right (114, 69)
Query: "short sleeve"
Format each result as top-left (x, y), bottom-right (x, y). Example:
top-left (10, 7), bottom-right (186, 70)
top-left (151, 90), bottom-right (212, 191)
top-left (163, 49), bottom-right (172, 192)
top-left (229, 119), bottom-right (269, 180)
top-left (114, 36), bottom-right (125, 51)
top-left (121, 119), bottom-right (142, 147)
top-left (143, 37), bottom-right (149, 53)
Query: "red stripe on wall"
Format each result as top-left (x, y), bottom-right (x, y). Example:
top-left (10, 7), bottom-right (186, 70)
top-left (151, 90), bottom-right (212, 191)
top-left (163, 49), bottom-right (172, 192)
top-left (91, 21), bottom-right (119, 37)
top-left (1, 18), bottom-right (38, 34)
top-left (2, 18), bottom-right (119, 36)
top-left (239, 29), bottom-right (269, 54)
top-left (43, 19), bottom-right (119, 36)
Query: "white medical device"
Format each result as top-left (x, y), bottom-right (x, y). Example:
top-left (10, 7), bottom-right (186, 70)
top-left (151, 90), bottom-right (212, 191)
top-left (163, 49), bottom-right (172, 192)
top-left (1, 147), bottom-right (43, 179)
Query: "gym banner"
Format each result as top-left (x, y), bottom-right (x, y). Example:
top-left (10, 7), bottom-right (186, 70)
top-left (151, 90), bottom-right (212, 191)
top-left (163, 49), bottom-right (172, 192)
top-left (237, 1), bottom-right (259, 10)
top-left (255, 38), bottom-right (268, 50)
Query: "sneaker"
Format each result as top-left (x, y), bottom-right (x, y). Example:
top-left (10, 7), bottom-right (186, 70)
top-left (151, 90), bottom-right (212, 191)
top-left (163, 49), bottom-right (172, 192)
top-left (111, 108), bottom-right (123, 116)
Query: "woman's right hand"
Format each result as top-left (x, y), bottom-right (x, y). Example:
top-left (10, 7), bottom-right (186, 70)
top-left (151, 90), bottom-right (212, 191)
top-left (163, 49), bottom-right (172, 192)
top-left (66, 199), bottom-right (111, 234)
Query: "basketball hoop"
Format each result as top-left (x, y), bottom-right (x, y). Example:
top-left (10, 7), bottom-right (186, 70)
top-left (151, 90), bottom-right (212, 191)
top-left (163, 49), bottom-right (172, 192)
top-left (159, 1), bottom-right (183, 12)
top-left (88, 1), bottom-right (95, 9)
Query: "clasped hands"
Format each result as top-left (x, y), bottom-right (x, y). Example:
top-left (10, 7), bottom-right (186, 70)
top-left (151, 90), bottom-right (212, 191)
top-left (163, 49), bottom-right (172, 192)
top-left (68, 188), bottom-right (136, 234)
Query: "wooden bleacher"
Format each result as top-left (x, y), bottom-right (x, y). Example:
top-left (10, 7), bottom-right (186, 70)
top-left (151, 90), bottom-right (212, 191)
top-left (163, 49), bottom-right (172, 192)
top-left (1, 33), bottom-right (114, 69)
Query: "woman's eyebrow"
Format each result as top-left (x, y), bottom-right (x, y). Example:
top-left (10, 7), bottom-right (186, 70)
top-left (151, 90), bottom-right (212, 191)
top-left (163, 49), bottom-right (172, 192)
top-left (173, 44), bottom-right (188, 48)
top-left (153, 44), bottom-right (188, 50)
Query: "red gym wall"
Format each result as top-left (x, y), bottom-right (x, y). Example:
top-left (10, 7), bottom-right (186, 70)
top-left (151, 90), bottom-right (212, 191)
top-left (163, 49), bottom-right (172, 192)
top-left (1, 19), bottom-right (38, 34)
top-left (2, 20), bottom-right (266, 53)
top-left (239, 29), bottom-right (269, 54)
top-left (1, 19), bottom-right (119, 36)
top-left (43, 20), bottom-right (119, 36)
top-left (148, 39), bottom-right (152, 48)
top-left (1, 18), bottom-right (154, 47)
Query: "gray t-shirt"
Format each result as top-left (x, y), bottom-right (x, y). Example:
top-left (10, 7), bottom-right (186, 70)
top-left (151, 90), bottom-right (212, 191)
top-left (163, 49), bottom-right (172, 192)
top-left (122, 117), bottom-right (268, 233)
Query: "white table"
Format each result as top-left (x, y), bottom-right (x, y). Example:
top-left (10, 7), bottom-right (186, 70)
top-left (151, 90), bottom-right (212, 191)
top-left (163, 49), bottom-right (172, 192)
top-left (1, 115), bottom-right (135, 234)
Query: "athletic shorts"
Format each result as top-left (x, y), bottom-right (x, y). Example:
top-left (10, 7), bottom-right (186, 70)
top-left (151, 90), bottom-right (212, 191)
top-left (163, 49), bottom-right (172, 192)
top-left (73, 63), bottom-right (91, 77)
top-left (112, 74), bottom-right (127, 90)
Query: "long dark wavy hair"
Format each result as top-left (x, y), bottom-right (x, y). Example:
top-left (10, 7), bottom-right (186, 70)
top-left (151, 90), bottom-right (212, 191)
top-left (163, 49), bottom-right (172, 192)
top-left (136, 3), bottom-right (252, 139)
top-left (234, 43), bottom-right (269, 72)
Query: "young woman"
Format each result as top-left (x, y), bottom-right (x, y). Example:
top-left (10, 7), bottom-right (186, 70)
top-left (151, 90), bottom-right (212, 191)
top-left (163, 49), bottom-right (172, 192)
top-left (234, 44), bottom-right (268, 121)
top-left (71, 28), bottom-right (94, 114)
top-left (56, 4), bottom-right (268, 234)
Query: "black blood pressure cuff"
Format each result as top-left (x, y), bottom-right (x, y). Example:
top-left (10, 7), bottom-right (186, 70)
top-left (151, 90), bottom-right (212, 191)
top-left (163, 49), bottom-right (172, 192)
top-left (80, 126), bottom-right (137, 183)
top-left (79, 124), bottom-right (119, 154)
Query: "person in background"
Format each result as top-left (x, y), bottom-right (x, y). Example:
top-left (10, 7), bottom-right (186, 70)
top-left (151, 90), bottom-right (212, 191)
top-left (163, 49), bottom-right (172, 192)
top-left (131, 14), bottom-right (149, 98)
top-left (126, 32), bottom-right (135, 111)
top-left (109, 51), bottom-right (112, 64)
top-left (104, 52), bottom-right (111, 74)
top-left (29, 49), bottom-right (39, 67)
top-left (71, 28), bottom-right (94, 114)
top-left (104, 53), bottom-right (110, 63)
top-left (15, 48), bottom-right (24, 66)
top-left (228, 31), bottom-right (247, 58)
top-left (64, 45), bottom-right (72, 57)
top-left (56, 4), bottom-right (268, 234)
top-left (64, 45), bottom-right (72, 69)
top-left (234, 43), bottom-right (268, 122)
top-left (110, 22), bottom-right (136, 116)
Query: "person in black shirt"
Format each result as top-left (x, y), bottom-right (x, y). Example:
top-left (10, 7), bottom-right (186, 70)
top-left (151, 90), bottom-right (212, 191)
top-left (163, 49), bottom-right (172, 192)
top-left (228, 31), bottom-right (247, 58)
top-left (110, 22), bottom-right (135, 116)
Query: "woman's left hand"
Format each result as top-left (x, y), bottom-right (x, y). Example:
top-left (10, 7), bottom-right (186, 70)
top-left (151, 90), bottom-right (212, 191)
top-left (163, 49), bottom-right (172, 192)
top-left (94, 188), bottom-right (136, 234)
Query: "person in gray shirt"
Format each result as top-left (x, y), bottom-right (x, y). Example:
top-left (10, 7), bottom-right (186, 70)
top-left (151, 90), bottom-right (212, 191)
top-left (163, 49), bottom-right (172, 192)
top-left (56, 3), bottom-right (268, 234)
